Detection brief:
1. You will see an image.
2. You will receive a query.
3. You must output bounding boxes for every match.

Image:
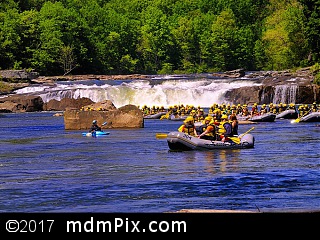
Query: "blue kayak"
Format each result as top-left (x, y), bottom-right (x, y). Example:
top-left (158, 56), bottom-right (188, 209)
top-left (82, 131), bottom-right (110, 137)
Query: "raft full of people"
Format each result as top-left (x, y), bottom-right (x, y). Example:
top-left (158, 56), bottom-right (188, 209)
top-left (167, 114), bottom-right (255, 151)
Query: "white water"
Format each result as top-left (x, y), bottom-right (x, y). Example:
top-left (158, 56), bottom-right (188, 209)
top-left (13, 74), bottom-right (298, 108)
top-left (273, 85), bottom-right (298, 104)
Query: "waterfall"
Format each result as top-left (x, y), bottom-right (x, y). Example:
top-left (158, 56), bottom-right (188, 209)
top-left (14, 75), bottom-right (263, 108)
top-left (273, 85), bottom-right (298, 104)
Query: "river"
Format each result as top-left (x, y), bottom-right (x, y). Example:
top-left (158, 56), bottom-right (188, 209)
top-left (0, 111), bottom-right (319, 213)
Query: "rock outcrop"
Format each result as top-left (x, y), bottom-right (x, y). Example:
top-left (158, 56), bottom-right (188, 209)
top-left (223, 68), bottom-right (319, 104)
top-left (43, 97), bottom-right (95, 111)
top-left (0, 95), bottom-right (43, 112)
top-left (63, 100), bottom-right (144, 130)
top-left (0, 69), bottom-right (39, 81)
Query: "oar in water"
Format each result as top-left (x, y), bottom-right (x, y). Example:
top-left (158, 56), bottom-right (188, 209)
top-left (156, 133), bottom-right (168, 139)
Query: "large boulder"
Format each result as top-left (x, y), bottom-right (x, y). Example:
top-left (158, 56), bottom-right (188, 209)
top-left (63, 102), bottom-right (144, 130)
top-left (43, 97), bottom-right (94, 111)
top-left (0, 95), bottom-right (43, 112)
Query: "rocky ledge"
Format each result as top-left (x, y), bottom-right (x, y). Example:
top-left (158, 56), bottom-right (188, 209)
top-left (0, 68), bottom-right (319, 114)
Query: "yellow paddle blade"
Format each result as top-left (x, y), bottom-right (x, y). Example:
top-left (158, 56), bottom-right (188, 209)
top-left (156, 133), bottom-right (168, 139)
top-left (229, 136), bottom-right (241, 144)
top-left (291, 118), bottom-right (300, 123)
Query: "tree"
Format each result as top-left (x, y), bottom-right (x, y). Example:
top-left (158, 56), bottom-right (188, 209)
top-left (298, 0), bottom-right (320, 63)
top-left (209, 9), bottom-right (238, 71)
top-left (0, 8), bottom-right (22, 69)
top-left (259, 1), bottom-right (308, 70)
top-left (59, 45), bottom-right (78, 75)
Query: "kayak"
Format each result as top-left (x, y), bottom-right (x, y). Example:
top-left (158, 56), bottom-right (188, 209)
top-left (166, 131), bottom-right (255, 151)
top-left (82, 131), bottom-right (110, 137)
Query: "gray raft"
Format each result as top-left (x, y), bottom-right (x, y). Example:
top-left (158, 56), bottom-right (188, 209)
top-left (299, 112), bottom-right (320, 122)
top-left (275, 109), bottom-right (298, 119)
top-left (167, 131), bottom-right (255, 151)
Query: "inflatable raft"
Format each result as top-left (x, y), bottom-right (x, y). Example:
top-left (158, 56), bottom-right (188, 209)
top-left (249, 112), bottom-right (276, 122)
top-left (166, 131), bottom-right (255, 151)
top-left (144, 112), bottom-right (167, 119)
top-left (275, 109), bottom-right (298, 119)
top-left (238, 112), bottom-right (276, 122)
top-left (299, 112), bottom-right (320, 122)
top-left (169, 114), bottom-right (187, 121)
top-left (82, 131), bottom-right (110, 137)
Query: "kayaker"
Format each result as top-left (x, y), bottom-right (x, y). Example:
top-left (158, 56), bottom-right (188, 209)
top-left (89, 120), bottom-right (101, 132)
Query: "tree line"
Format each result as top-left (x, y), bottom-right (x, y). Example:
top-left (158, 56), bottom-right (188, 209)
top-left (0, 0), bottom-right (320, 81)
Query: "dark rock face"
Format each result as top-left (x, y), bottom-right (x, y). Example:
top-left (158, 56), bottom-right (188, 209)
top-left (223, 68), bottom-right (319, 104)
top-left (224, 86), bottom-right (262, 105)
top-left (296, 85), bottom-right (320, 103)
top-left (224, 84), bottom-right (320, 105)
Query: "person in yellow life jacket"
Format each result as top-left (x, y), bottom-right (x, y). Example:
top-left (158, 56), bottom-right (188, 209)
top-left (198, 118), bottom-right (217, 140)
top-left (217, 114), bottom-right (233, 142)
top-left (195, 116), bottom-right (212, 135)
top-left (178, 116), bottom-right (197, 136)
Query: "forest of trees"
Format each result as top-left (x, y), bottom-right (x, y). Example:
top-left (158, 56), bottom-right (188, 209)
top-left (0, 0), bottom-right (320, 79)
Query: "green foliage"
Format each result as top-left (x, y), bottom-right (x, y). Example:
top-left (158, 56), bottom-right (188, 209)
top-left (119, 54), bottom-right (138, 74)
top-left (259, 1), bottom-right (309, 70)
top-left (299, 0), bottom-right (320, 64)
top-left (0, 0), bottom-right (318, 75)
top-left (158, 62), bottom-right (173, 74)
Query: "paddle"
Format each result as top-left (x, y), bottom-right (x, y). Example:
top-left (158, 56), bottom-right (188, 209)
top-left (238, 127), bottom-right (255, 139)
top-left (156, 133), bottom-right (168, 139)
top-left (227, 127), bottom-right (255, 144)
top-left (291, 111), bottom-right (310, 123)
top-left (228, 136), bottom-right (241, 144)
